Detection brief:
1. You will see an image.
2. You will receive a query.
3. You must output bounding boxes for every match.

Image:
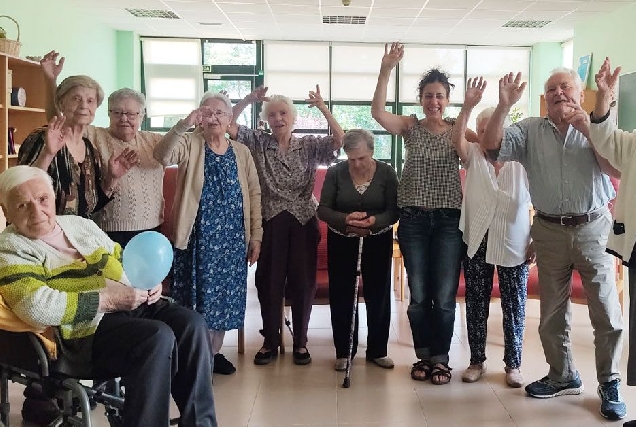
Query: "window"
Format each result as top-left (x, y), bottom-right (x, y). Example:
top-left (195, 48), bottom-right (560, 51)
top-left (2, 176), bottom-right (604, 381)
top-left (142, 38), bottom-right (203, 130)
top-left (331, 44), bottom-right (395, 102)
top-left (203, 42), bottom-right (256, 67)
top-left (202, 40), bottom-right (262, 128)
top-left (466, 47), bottom-right (530, 129)
top-left (400, 46), bottom-right (466, 104)
top-left (264, 42), bottom-right (329, 101)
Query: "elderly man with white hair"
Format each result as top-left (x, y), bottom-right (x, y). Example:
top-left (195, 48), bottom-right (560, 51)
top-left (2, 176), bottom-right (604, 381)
top-left (481, 68), bottom-right (625, 420)
top-left (0, 165), bottom-right (217, 427)
top-left (452, 77), bottom-right (532, 389)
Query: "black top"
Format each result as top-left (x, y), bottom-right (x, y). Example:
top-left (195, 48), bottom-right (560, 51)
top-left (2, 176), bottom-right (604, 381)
top-left (317, 160), bottom-right (399, 234)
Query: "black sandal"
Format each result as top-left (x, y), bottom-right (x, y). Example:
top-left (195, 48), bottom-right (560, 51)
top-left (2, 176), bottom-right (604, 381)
top-left (410, 360), bottom-right (432, 381)
top-left (430, 363), bottom-right (452, 385)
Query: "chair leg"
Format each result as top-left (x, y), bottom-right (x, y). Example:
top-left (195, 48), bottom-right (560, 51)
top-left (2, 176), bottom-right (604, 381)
top-left (280, 300), bottom-right (286, 354)
top-left (0, 369), bottom-right (9, 427)
top-left (238, 328), bottom-right (245, 355)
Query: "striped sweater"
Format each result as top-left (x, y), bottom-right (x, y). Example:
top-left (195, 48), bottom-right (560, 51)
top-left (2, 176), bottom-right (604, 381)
top-left (0, 216), bottom-right (128, 361)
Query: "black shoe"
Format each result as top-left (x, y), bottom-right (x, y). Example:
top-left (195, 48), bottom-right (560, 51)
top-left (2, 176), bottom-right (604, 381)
top-left (213, 353), bottom-right (236, 375)
top-left (21, 396), bottom-right (63, 427)
top-left (254, 347), bottom-right (277, 365)
top-left (293, 348), bottom-right (312, 365)
top-left (624, 420), bottom-right (636, 426)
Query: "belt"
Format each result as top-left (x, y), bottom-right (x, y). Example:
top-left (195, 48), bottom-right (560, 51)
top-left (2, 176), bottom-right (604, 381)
top-left (535, 211), bottom-right (602, 226)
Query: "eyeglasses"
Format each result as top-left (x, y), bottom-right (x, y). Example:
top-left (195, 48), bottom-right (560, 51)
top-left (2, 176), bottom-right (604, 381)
top-left (205, 110), bottom-right (230, 118)
top-left (109, 110), bottom-right (141, 120)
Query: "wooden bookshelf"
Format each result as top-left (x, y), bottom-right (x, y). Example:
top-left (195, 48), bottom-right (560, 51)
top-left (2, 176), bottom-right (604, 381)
top-left (0, 53), bottom-right (47, 229)
top-left (540, 89), bottom-right (597, 116)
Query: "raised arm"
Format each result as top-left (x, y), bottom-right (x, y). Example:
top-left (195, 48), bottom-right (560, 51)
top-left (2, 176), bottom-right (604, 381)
top-left (40, 51), bottom-right (65, 121)
top-left (482, 72), bottom-right (527, 151)
top-left (452, 77), bottom-right (486, 163)
top-left (154, 106), bottom-right (208, 165)
top-left (306, 84), bottom-right (344, 150)
top-left (593, 57), bottom-right (620, 121)
top-left (228, 85), bottom-right (269, 140)
top-left (372, 43), bottom-right (413, 136)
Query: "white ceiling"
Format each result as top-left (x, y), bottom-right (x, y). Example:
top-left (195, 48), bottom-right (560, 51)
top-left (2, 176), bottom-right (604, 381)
top-left (66, 0), bottom-right (635, 46)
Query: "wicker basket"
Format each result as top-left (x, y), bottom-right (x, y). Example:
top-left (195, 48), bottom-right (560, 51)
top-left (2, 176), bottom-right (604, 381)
top-left (0, 16), bottom-right (20, 56)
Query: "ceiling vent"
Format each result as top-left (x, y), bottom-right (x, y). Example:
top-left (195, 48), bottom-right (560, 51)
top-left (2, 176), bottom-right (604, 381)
top-left (322, 15), bottom-right (366, 24)
top-left (502, 20), bottom-right (550, 28)
top-left (126, 9), bottom-right (180, 19)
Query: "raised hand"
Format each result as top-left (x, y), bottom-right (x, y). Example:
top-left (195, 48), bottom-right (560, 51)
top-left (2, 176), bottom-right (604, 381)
top-left (464, 77), bottom-right (487, 109)
top-left (381, 42), bottom-right (404, 71)
top-left (108, 147), bottom-right (139, 180)
top-left (306, 84), bottom-right (326, 110)
top-left (247, 85), bottom-right (269, 103)
top-left (44, 115), bottom-right (68, 156)
top-left (562, 102), bottom-right (590, 136)
top-left (184, 106), bottom-right (211, 128)
top-left (40, 50), bottom-right (65, 81)
top-left (498, 72), bottom-right (527, 109)
top-left (595, 57), bottom-right (621, 96)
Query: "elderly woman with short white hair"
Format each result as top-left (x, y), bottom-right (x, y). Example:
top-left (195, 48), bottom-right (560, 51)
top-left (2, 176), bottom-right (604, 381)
top-left (229, 85), bottom-right (344, 366)
top-left (317, 129), bottom-right (398, 372)
top-left (155, 91), bottom-right (263, 375)
top-left (452, 78), bottom-right (533, 388)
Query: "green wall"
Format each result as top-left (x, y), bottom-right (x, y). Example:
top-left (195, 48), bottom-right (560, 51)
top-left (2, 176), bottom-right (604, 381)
top-left (0, 0), bottom-right (120, 126)
top-left (116, 31), bottom-right (141, 91)
top-left (529, 42), bottom-right (562, 116)
top-left (573, 2), bottom-right (636, 89)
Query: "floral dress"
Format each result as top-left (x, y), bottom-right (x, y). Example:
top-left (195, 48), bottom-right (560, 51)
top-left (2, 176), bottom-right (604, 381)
top-left (172, 145), bottom-right (247, 331)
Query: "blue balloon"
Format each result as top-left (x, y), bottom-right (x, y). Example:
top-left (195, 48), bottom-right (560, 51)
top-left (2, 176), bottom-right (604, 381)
top-left (122, 231), bottom-right (174, 290)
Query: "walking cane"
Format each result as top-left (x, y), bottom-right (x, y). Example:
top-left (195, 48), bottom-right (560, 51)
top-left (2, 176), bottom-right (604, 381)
top-left (342, 236), bottom-right (364, 388)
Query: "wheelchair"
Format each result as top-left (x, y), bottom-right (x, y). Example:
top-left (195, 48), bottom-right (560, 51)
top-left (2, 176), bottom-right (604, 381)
top-left (0, 329), bottom-right (124, 427)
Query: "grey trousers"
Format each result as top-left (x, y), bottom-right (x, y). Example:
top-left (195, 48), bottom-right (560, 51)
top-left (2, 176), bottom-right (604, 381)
top-left (532, 208), bottom-right (623, 384)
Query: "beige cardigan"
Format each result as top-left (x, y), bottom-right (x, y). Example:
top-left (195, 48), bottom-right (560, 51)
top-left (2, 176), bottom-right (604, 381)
top-left (154, 120), bottom-right (263, 250)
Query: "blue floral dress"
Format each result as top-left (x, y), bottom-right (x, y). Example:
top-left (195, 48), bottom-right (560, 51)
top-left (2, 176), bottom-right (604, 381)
top-left (172, 145), bottom-right (247, 331)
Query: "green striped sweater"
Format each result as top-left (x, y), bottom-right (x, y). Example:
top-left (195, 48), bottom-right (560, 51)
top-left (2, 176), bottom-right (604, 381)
top-left (0, 216), bottom-right (127, 359)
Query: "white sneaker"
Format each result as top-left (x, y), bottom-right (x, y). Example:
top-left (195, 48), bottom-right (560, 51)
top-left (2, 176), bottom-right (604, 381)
top-left (462, 363), bottom-right (486, 383)
top-left (334, 358), bottom-right (347, 371)
top-left (505, 367), bottom-right (524, 388)
top-left (371, 356), bottom-right (395, 369)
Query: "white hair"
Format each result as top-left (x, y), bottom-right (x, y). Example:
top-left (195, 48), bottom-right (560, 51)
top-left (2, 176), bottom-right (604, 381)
top-left (476, 107), bottom-right (512, 127)
top-left (544, 67), bottom-right (583, 94)
top-left (108, 88), bottom-right (146, 115)
top-left (199, 91), bottom-right (233, 111)
top-left (343, 129), bottom-right (375, 152)
top-left (260, 94), bottom-right (298, 123)
top-left (0, 166), bottom-right (54, 206)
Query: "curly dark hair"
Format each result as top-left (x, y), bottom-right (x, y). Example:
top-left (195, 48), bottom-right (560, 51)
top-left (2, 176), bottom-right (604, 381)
top-left (417, 68), bottom-right (454, 100)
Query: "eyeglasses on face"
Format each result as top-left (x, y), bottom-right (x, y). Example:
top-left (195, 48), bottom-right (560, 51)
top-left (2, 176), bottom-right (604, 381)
top-left (109, 110), bottom-right (141, 120)
top-left (205, 110), bottom-right (230, 118)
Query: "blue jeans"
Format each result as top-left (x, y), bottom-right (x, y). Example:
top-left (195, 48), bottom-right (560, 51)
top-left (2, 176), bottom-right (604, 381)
top-left (398, 207), bottom-right (464, 364)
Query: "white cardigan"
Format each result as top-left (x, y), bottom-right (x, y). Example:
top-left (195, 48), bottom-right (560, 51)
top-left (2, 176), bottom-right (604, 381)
top-left (590, 118), bottom-right (636, 265)
top-left (459, 143), bottom-right (531, 267)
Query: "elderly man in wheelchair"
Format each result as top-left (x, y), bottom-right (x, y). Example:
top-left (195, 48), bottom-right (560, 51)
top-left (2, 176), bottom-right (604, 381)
top-left (0, 165), bottom-right (218, 427)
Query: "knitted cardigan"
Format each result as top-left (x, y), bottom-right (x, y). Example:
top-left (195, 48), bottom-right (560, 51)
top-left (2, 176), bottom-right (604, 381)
top-left (0, 215), bottom-right (128, 361)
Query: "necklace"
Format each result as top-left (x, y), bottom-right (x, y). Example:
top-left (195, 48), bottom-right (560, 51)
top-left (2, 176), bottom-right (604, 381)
top-left (350, 161), bottom-right (376, 186)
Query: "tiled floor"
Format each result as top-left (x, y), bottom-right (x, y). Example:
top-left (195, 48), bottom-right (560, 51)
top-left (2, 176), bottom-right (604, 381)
top-left (6, 268), bottom-right (635, 426)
